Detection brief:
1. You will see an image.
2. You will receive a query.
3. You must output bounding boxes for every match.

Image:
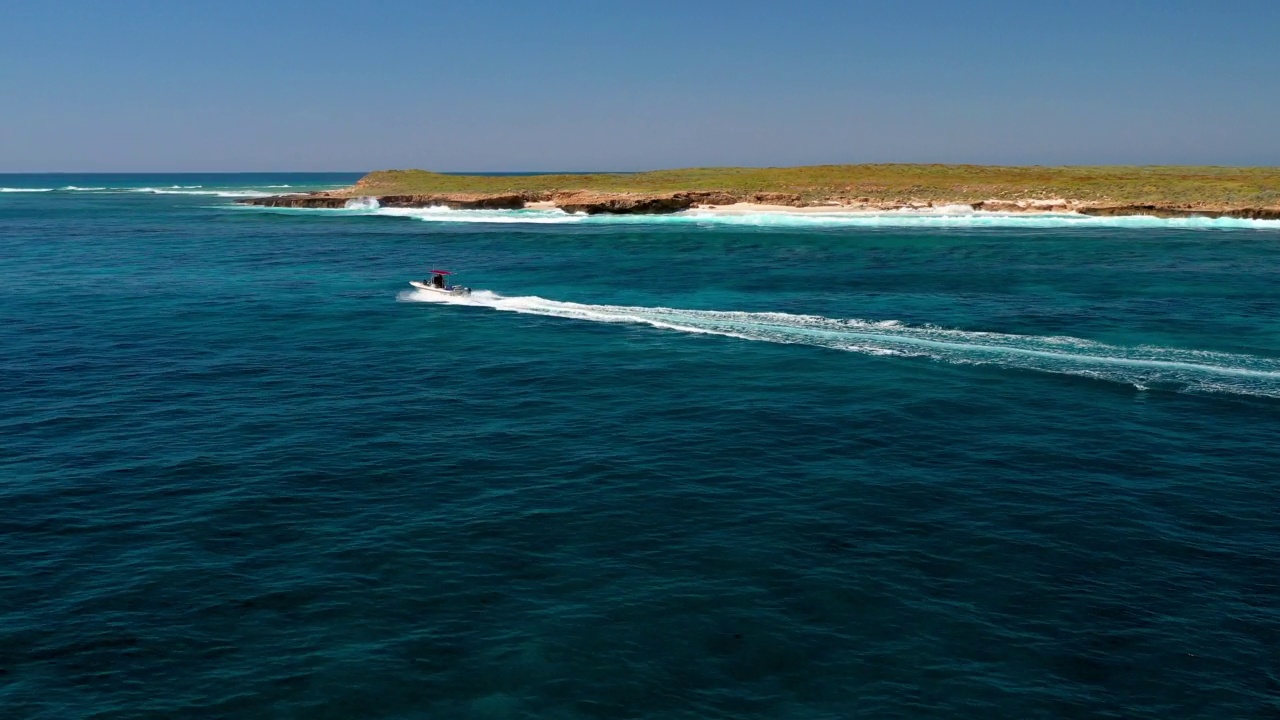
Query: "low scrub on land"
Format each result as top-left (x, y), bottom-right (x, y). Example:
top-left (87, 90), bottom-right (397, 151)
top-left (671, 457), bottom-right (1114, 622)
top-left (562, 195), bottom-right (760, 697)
top-left (352, 165), bottom-right (1280, 206)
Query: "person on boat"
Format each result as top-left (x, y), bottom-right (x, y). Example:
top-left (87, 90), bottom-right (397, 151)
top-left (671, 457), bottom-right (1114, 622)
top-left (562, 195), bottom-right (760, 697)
top-left (432, 274), bottom-right (444, 289)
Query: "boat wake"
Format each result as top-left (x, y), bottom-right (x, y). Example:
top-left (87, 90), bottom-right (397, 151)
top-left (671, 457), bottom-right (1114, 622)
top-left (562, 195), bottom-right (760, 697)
top-left (400, 289), bottom-right (1280, 398)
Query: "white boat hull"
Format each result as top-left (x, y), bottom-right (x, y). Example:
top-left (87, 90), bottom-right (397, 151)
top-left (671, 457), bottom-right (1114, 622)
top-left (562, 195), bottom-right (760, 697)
top-left (410, 280), bottom-right (471, 296)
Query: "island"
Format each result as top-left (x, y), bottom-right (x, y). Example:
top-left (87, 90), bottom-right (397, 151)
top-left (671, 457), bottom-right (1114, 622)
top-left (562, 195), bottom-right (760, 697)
top-left (239, 165), bottom-right (1280, 219)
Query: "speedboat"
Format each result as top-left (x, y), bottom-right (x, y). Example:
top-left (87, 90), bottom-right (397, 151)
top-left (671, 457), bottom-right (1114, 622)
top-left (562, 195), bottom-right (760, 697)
top-left (410, 269), bottom-right (471, 296)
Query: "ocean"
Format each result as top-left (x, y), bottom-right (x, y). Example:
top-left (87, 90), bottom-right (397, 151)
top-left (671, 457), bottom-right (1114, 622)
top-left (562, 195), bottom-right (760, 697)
top-left (3, 174), bottom-right (1279, 719)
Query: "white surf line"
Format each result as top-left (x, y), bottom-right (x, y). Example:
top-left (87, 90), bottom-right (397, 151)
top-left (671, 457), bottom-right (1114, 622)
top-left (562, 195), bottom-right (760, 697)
top-left (231, 201), bottom-right (1280, 230)
top-left (131, 188), bottom-right (276, 197)
top-left (552, 209), bottom-right (1274, 229)
top-left (401, 289), bottom-right (1280, 397)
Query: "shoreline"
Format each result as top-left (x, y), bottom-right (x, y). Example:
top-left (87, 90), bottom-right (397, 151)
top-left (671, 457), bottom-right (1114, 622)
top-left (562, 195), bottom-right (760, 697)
top-left (235, 164), bottom-right (1280, 219)
top-left (239, 192), bottom-right (1280, 221)
top-left (686, 201), bottom-right (1062, 216)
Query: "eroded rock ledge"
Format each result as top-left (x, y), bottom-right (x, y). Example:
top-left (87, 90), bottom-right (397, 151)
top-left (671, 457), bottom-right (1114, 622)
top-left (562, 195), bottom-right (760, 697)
top-left (239, 192), bottom-right (1280, 220)
top-left (248, 193), bottom-right (527, 210)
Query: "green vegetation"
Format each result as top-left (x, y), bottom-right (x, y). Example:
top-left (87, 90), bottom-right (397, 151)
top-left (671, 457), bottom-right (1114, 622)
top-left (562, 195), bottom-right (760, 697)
top-left (352, 165), bottom-right (1280, 206)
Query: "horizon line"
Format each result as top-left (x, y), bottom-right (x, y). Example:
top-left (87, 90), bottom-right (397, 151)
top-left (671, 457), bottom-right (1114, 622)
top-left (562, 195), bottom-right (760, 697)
top-left (5, 162), bottom-right (1280, 175)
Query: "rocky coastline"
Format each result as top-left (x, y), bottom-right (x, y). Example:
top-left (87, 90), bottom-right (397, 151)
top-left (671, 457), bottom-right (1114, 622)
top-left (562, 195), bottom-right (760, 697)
top-left (239, 190), bottom-right (1280, 220)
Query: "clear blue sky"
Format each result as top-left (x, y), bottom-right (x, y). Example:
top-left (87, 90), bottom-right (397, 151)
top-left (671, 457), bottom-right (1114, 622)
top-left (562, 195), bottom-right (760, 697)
top-left (3, 0), bottom-right (1278, 172)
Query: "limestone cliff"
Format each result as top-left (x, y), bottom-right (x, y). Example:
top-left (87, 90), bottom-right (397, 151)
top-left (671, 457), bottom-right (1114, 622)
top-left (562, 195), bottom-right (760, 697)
top-left (238, 190), bottom-right (1280, 220)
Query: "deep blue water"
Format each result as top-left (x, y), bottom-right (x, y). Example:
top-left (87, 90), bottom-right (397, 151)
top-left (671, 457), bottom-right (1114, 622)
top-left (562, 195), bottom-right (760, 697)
top-left (3, 174), bottom-right (1279, 719)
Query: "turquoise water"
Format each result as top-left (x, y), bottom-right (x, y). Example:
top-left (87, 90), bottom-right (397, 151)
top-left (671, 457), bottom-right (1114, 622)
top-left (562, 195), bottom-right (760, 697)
top-left (3, 175), bottom-right (1279, 719)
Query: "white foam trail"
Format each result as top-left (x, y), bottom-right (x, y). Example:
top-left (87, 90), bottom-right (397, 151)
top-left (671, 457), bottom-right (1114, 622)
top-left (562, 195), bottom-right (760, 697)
top-left (400, 289), bottom-right (1280, 398)
top-left (60, 186), bottom-right (108, 191)
top-left (1, 187), bottom-right (54, 192)
top-left (242, 204), bottom-right (1280, 230)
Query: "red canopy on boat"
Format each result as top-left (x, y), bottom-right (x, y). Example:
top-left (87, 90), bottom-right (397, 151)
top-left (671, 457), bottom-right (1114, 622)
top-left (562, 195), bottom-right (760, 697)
top-left (429, 270), bottom-right (453, 275)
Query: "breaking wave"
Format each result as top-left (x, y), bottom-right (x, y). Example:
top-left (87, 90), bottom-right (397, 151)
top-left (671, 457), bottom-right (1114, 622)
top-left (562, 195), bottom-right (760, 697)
top-left (246, 204), bottom-right (1280, 230)
top-left (1, 187), bottom-right (54, 193)
top-left (400, 289), bottom-right (1280, 398)
top-left (344, 196), bottom-right (380, 210)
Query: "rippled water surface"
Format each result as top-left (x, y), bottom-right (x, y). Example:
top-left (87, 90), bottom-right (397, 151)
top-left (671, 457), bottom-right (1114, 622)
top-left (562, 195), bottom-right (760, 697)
top-left (3, 175), bottom-right (1279, 719)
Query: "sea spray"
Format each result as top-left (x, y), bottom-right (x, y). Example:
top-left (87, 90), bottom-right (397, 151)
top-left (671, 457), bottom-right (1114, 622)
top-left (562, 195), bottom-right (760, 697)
top-left (344, 196), bottom-right (380, 210)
